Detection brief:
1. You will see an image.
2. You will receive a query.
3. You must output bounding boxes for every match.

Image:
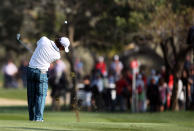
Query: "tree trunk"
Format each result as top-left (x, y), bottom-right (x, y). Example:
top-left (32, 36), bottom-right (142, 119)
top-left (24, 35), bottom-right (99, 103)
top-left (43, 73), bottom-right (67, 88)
top-left (160, 36), bottom-right (193, 111)
top-left (65, 25), bottom-right (79, 122)
top-left (171, 45), bottom-right (193, 110)
top-left (171, 73), bottom-right (179, 110)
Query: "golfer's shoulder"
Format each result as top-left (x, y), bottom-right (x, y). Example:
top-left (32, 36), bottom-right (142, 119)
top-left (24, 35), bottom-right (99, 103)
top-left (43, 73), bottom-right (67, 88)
top-left (40, 36), bottom-right (50, 42)
top-left (38, 36), bottom-right (50, 45)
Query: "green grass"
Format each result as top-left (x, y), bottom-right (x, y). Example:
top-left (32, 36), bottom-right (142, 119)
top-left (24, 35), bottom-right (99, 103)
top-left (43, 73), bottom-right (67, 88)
top-left (0, 87), bottom-right (194, 130)
top-left (0, 73), bottom-right (4, 88)
top-left (0, 88), bottom-right (27, 100)
top-left (0, 73), bottom-right (27, 100)
top-left (0, 87), bottom-right (52, 100)
top-left (0, 106), bottom-right (194, 131)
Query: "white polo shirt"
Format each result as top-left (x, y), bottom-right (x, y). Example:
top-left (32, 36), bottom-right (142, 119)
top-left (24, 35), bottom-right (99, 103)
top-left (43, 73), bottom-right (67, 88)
top-left (29, 36), bottom-right (61, 71)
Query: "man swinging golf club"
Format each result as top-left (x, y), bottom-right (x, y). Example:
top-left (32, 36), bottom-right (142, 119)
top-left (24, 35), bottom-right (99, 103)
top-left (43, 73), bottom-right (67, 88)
top-left (27, 35), bottom-right (70, 122)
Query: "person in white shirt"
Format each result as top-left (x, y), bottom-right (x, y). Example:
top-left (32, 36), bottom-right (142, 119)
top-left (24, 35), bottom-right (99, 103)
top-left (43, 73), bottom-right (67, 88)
top-left (50, 59), bottom-right (67, 111)
top-left (27, 35), bottom-right (70, 121)
top-left (177, 79), bottom-right (185, 110)
top-left (54, 60), bottom-right (66, 84)
top-left (110, 55), bottom-right (123, 81)
top-left (2, 60), bottom-right (18, 88)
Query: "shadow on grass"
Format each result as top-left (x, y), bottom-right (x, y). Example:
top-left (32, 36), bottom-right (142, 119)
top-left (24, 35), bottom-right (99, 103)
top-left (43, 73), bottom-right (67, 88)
top-left (0, 106), bottom-right (28, 113)
top-left (0, 106), bottom-right (74, 114)
top-left (0, 106), bottom-right (54, 113)
top-left (1, 127), bottom-right (71, 131)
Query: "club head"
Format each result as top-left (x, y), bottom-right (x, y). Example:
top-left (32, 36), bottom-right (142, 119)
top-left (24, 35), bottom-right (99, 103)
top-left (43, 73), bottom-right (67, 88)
top-left (16, 33), bottom-right (21, 40)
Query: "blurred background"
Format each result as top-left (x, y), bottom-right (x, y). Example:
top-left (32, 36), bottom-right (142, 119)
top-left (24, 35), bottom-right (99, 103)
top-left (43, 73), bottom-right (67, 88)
top-left (0, 0), bottom-right (194, 113)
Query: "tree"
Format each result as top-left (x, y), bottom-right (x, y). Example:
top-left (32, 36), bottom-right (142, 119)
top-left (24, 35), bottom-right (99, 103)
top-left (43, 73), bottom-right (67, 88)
top-left (0, 0), bottom-right (25, 54)
top-left (139, 2), bottom-right (194, 110)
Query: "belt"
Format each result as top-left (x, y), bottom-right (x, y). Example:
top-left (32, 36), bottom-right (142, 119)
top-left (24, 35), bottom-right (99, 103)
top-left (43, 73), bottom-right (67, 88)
top-left (28, 66), bottom-right (47, 74)
top-left (40, 70), bottom-right (47, 74)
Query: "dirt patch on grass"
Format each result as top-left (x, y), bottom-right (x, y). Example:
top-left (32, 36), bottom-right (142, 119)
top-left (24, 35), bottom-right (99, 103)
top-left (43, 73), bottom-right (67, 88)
top-left (0, 98), bottom-right (27, 106)
top-left (0, 91), bottom-right (52, 106)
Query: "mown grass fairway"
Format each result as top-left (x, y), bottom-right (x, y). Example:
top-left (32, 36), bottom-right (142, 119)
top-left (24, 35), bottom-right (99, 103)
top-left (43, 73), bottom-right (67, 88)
top-left (0, 88), bottom-right (27, 100)
top-left (0, 106), bottom-right (194, 131)
top-left (0, 88), bottom-right (193, 131)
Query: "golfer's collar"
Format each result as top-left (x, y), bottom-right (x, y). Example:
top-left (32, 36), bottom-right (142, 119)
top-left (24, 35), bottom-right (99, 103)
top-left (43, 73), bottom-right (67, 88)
top-left (50, 40), bottom-right (60, 52)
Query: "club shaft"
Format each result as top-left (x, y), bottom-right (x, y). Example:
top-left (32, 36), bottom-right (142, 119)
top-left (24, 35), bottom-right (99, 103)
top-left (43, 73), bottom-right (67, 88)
top-left (17, 39), bottom-right (33, 54)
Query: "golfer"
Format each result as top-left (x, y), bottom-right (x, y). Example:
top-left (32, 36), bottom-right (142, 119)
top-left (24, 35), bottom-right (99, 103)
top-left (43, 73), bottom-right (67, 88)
top-left (27, 35), bottom-right (70, 121)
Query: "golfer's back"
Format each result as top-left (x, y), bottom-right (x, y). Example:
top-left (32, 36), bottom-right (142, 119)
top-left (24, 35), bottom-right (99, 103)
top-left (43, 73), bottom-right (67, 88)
top-left (29, 36), bottom-right (60, 71)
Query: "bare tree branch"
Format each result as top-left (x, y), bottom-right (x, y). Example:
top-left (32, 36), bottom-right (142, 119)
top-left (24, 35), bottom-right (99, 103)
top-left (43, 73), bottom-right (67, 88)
top-left (160, 39), bottom-right (172, 71)
top-left (168, 37), bottom-right (177, 63)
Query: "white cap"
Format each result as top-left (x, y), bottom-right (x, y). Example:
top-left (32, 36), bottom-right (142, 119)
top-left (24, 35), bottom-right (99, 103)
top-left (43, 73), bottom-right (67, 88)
top-left (114, 55), bottom-right (119, 61)
top-left (60, 37), bottom-right (70, 53)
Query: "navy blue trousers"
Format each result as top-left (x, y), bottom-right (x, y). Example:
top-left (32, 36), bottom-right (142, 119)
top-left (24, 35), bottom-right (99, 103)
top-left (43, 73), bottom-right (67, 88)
top-left (27, 67), bottom-right (48, 121)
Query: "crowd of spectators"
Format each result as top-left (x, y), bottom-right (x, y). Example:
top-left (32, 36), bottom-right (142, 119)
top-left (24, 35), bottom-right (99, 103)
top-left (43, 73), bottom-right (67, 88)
top-left (75, 55), bottom-right (194, 112)
top-left (1, 54), bottom-right (194, 113)
top-left (1, 59), bottom-right (28, 88)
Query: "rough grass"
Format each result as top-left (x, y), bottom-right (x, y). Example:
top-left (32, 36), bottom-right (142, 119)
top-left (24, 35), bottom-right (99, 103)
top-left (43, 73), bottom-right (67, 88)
top-left (0, 106), bottom-right (194, 131)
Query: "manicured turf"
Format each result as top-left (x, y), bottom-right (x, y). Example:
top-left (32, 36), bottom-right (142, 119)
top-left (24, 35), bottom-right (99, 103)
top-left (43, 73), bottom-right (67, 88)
top-left (0, 87), bottom-right (52, 100)
top-left (0, 88), bottom-right (27, 100)
top-left (0, 106), bottom-right (194, 131)
top-left (0, 87), bottom-right (193, 130)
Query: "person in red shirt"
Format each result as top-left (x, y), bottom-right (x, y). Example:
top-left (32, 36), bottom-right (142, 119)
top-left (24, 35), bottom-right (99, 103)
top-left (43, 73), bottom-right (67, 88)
top-left (95, 56), bottom-right (107, 76)
top-left (115, 72), bottom-right (130, 111)
top-left (167, 74), bottom-right (174, 109)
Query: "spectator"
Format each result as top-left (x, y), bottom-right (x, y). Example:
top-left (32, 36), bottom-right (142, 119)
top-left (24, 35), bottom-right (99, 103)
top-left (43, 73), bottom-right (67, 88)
top-left (166, 74), bottom-right (174, 109)
top-left (184, 55), bottom-right (192, 71)
top-left (48, 63), bottom-right (56, 88)
top-left (141, 71), bottom-right (147, 86)
top-left (124, 69), bottom-right (133, 110)
top-left (177, 78), bottom-right (185, 110)
top-left (103, 70), bottom-right (116, 111)
top-left (136, 74), bottom-right (146, 112)
top-left (147, 78), bottom-right (160, 112)
top-left (50, 60), bottom-right (68, 111)
top-left (48, 63), bottom-right (58, 110)
top-left (95, 56), bottom-right (107, 77)
top-left (147, 69), bottom-right (160, 85)
top-left (19, 60), bottom-right (28, 88)
top-left (83, 75), bottom-right (92, 111)
top-left (74, 58), bottom-right (83, 81)
top-left (55, 60), bottom-right (66, 84)
top-left (158, 78), bottom-right (167, 112)
top-left (91, 72), bottom-right (104, 110)
top-left (110, 55), bottom-right (123, 81)
top-left (181, 69), bottom-right (191, 110)
top-left (115, 72), bottom-right (129, 111)
top-left (2, 59), bottom-right (18, 88)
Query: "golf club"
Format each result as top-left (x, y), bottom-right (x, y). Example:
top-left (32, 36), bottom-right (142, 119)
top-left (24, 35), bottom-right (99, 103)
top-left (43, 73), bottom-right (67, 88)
top-left (16, 33), bottom-right (33, 54)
